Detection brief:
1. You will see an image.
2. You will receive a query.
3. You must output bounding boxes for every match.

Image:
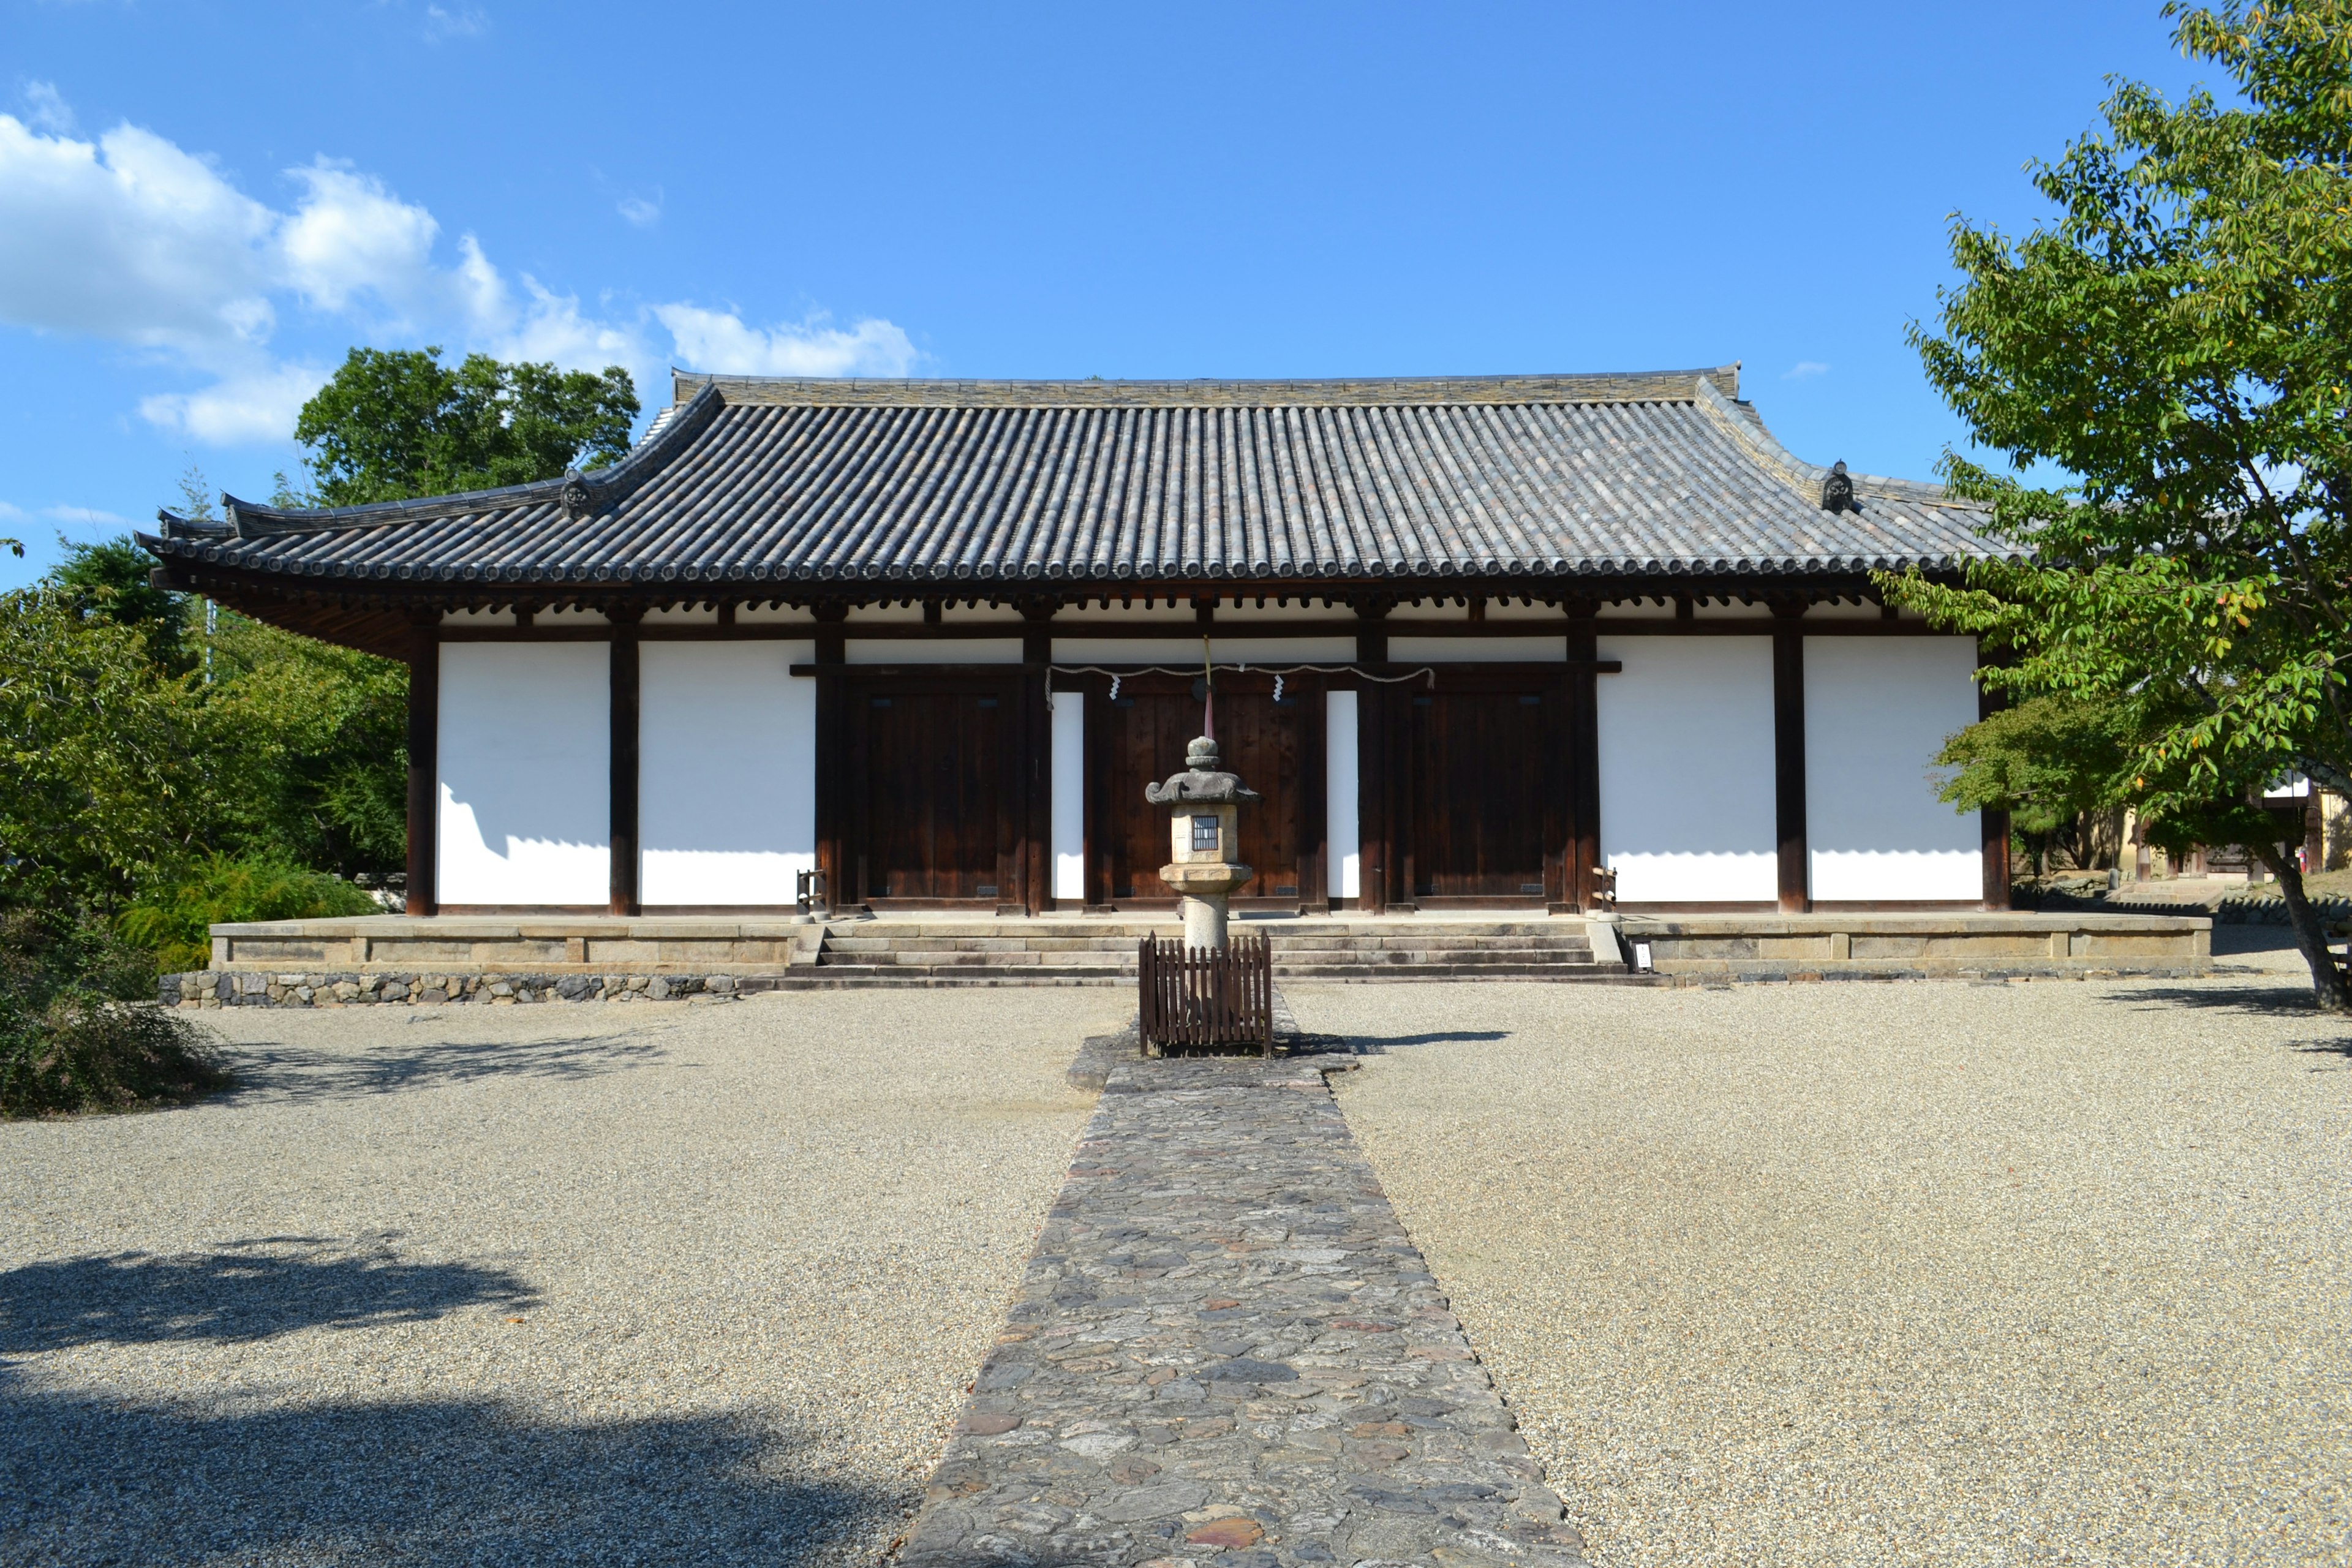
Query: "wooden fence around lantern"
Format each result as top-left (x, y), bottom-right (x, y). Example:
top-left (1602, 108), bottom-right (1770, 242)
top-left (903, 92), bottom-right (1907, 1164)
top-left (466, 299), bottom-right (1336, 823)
top-left (1137, 934), bottom-right (1275, 1057)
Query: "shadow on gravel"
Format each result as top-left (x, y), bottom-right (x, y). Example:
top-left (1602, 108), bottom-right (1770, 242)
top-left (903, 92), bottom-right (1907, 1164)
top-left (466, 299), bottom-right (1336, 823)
top-left (2101, 984), bottom-right (2352, 1057)
top-left (224, 1033), bottom-right (664, 1101)
top-left (2101, 984), bottom-right (2332, 1019)
top-left (0, 1369), bottom-right (884, 1566)
top-left (1337, 1030), bottom-right (1512, 1050)
top-left (0, 1237), bottom-right (536, 1352)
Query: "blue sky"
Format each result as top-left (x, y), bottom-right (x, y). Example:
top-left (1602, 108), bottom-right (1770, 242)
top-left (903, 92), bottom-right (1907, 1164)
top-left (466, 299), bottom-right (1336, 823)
top-left (1, 1), bottom-right (2201, 588)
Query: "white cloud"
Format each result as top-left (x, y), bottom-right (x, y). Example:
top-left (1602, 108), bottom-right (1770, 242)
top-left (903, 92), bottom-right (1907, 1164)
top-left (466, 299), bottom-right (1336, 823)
top-left (141, 361), bottom-right (331, 445)
top-left (20, 81), bottom-right (74, 135)
top-left (1784, 361), bottom-right (1830, 380)
top-left (616, 190), bottom-right (661, 228)
top-left (0, 113), bottom-right (917, 444)
top-left (493, 277), bottom-right (648, 373)
top-left (0, 115), bottom-right (277, 361)
top-left (280, 161), bottom-right (440, 315)
top-left (657, 304), bottom-right (916, 378)
top-left (423, 6), bottom-right (488, 42)
top-left (46, 503), bottom-right (132, 528)
top-left (0, 500), bottom-right (28, 521)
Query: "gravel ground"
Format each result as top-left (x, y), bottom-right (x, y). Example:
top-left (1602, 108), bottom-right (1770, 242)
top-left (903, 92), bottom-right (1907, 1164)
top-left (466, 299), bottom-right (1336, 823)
top-left (1311, 961), bottom-right (2352, 1567)
top-left (0, 990), bottom-right (1120, 1567)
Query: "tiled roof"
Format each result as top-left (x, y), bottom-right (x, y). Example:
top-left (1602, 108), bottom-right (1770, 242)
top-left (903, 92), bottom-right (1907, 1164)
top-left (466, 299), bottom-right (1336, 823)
top-left (143, 368), bottom-right (2004, 590)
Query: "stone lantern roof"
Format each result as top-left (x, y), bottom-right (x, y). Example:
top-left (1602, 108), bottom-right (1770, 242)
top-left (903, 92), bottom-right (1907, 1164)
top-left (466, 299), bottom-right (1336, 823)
top-left (1144, 737), bottom-right (1263, 807)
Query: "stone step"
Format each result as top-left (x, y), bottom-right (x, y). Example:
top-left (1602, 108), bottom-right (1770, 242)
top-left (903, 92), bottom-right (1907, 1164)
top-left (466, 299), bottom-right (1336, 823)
top-left (826, 930), bottom-right (1593, 948)
top-left (815, 945), bottom-right (1596, 970)
top-left (829, 938), bottom-right (1113, 952)
top-left (795, 956), bottom-right (1619, 980)
top-left (821, 941), bottom-right (1592, 962)
top-left (1269, 963), bottom-right (1650, 982)
top-left (826, 920), bottom-right (1584, 940)
top-left (1280, 949), bottom-right (1594, 966)
top-left (1274, 938), bottom-right (1592, 954)
top-left (766, 967), bottom-right (1132, 989)
top-left (816, 950), bottom-right (1134, 968)
top-left (764, 965), bottom-right (1647, 989)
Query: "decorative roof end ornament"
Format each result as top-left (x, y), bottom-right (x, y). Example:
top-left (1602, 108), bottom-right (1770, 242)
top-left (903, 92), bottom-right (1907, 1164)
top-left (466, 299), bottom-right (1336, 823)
top-left (1820, 460), bottom-right (1859, 514)
top-left (560, 470), bottom-right (594, 521)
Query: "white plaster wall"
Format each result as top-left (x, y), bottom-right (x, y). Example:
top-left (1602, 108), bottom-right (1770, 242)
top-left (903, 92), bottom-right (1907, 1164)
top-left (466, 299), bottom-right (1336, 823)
top-left (1596, 636), bottom-right (1777, 902)
top-left (845, 638), bottom-right (1022, 664)
top-left (638, 641), bottom-right (815, 905)
top-left (737, 604), bottom-right (813, 625)
top-left (1804, 637), bottom-right (1983, 900)
top-left (1051, 692), bottom-right (1085, 899)
top-left (1054, 601), bottom-right (1199, 624)
top-left (1051, 637), bottom-right (1354, 664)
top-left (1388, 636), bottom-right (1566, 663)
top-left (1216, 600), bottom-right (1354, 622)
top-left (1326, 690), bottom-right (1360, 898)
top-left (437, 643), bottom-right (610, 906)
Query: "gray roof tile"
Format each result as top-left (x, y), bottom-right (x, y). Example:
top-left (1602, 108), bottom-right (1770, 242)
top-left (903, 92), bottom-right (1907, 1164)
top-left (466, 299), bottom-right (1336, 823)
top-left (144, 368), bottom-right (2007, 590)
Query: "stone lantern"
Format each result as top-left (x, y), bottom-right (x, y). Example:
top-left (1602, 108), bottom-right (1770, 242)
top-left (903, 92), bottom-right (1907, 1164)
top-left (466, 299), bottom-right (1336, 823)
top-left (1145, 735), bottom-right (1261, 952)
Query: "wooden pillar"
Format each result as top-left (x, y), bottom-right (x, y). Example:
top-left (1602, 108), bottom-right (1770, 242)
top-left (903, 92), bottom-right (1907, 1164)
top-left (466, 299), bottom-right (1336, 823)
top-left (1083, 677), bottom-right (1111, 909)
top-left (1021, 605), bottom-right (1054, 914)
top-left (1354, 603), bottom-right (1391, 913)
top-left (1773, 606), bottom-right (1810, 913)
top-left (1978, 639), bottom-right (2013, 908)
top-left (1566, 606), bottom-right (1600, 913)
top-left (813, 605), bottom-right (848, 909)
top-left (608, 607), bottom-right (643, 917)
top-left (404, 612), bottom-right (439, 916)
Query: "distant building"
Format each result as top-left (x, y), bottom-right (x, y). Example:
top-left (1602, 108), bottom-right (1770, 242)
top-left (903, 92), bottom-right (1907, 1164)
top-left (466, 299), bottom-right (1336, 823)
top-left (145, 366), bottom-right (2013, 916)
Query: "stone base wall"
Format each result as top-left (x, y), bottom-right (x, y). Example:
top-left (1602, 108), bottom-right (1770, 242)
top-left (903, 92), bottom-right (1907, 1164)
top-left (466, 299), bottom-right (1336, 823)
top-left (159, 971), bottom-right (750, 1008)
top-left (1623, 911), bottom-right (2209, 981)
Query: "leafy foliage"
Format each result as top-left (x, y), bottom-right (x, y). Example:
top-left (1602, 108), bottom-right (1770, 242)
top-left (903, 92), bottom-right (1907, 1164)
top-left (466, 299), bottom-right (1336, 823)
top-left (202, 617), bottom-right (411, 875)
top-left (120, 853), bottom-right (381, 974)
top-left (1934, 696), bottom-right (2133, 874)
top-left (1888, 0), bottom-right (2352, 1004)
top-left (292, 347), bottom-right (639, 507)
top-left (0, 908), bottom-right (224, 1118)
top-left (0, 587), bottom-right (219, 911)
top-left (50, 534), bottom-right (192, 673)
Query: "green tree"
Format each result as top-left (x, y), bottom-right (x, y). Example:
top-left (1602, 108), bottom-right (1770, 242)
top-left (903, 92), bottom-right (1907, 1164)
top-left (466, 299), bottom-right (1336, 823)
top-left (50, 535), bottom-right (191, 673)
top-left (0, 587), bottom-right (218, 913)
top-left (1890, 0), bottom-right (2352, 1007)
top-left (1934, 696), bottom-right (2133, 876)
top-left (292, 347), bottom-right (639, 507)
top-left (202, 613), bottom-right (409, 876)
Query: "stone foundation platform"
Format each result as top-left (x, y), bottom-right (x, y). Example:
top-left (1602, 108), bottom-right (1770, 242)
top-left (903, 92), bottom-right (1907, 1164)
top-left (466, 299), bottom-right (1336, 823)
top-left (170, 909), bottom-right (2213, 1007)
top-left (1622, 910), bottom-right (2211, 981)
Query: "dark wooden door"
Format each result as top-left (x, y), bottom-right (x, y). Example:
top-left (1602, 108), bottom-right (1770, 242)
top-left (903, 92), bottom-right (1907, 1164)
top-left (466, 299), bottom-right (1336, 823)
top-left (1095, 673), bottom-right (1309, 907)
top-left (855, 680), bottom-right (1014, 903)
top-left (1401, 676), bottom-right (1558, 905)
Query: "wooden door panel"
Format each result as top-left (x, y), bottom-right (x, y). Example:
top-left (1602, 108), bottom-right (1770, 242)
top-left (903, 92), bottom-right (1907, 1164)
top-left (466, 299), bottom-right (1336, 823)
top-left (1406, 682), bottom-right (1553, 902)
top-left (859, 684), bottom-right (1010, 902)
top-left (1100, 674), bottom-right (1305, 904)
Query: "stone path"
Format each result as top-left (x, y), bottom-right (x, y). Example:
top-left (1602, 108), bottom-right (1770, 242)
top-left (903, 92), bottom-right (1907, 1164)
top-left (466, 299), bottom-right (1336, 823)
top-left (898, 1047), bottom-right (1587, 1568)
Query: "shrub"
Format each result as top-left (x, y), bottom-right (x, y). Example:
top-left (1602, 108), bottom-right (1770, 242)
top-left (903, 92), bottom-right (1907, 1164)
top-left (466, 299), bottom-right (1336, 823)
top-left (0, 910), bottom-right (225, 1117)
top-left (0, 992), bottom-right (228, 1118)
top-left (120, 853), bottom-right (382, 974)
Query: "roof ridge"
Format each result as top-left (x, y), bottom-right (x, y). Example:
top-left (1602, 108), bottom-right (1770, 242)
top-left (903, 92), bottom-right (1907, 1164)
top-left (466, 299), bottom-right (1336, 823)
top-left (168, 383), bottom-right (726, 540)
top-left (668, 366), bottom-right (1743, 410)
top-left (1690, 377), bottom-right (1966, 512)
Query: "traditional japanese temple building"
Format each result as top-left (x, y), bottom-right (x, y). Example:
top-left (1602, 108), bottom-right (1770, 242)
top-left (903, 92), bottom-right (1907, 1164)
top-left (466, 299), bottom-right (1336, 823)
top-left (145, 365), bottom-right (2015, 921)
